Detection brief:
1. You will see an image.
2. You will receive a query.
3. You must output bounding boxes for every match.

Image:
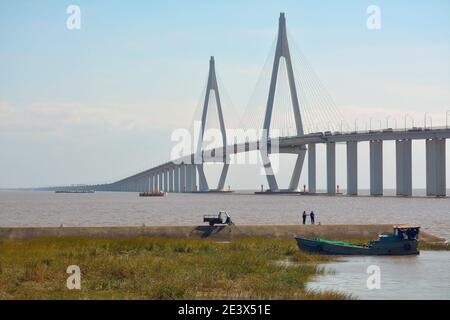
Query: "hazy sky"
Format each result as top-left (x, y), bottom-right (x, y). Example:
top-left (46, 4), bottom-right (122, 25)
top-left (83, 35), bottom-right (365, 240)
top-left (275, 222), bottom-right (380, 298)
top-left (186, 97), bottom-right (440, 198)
top-left (1, 0), bottom-right (449, 189)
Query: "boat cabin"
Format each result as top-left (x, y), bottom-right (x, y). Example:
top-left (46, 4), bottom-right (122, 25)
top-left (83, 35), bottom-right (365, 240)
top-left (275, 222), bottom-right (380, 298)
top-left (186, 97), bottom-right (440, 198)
top-left (393, 225), bottom-right (420, 240)
top-left (376, 225), bottom-right (420, 243)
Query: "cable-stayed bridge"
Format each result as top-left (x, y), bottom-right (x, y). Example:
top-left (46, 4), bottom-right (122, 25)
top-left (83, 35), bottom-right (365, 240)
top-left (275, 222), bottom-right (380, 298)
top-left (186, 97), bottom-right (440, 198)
top-left (58, 13), bottom-right (449, 197)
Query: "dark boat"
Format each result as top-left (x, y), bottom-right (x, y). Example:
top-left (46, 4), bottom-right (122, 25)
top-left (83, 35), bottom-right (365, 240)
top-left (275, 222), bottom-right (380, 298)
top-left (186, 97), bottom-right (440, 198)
top-left (55, 190), bottom-right (94, 194)
top-left (295, 226), bottom-right (420, 256)
top-left (139, 191), bottom-right (166, 197)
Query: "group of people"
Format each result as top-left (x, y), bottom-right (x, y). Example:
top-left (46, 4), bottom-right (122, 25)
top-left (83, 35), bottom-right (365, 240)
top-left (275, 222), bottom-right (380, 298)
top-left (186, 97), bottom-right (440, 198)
top-left (301, 211), bottom-right (315, 225)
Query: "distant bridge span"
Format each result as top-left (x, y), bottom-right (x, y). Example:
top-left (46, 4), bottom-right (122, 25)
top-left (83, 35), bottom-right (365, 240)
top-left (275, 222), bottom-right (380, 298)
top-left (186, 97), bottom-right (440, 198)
top-left (82, 126), bottom-right (449, 197)
top-left (58, 13), bottom-right (448, 197)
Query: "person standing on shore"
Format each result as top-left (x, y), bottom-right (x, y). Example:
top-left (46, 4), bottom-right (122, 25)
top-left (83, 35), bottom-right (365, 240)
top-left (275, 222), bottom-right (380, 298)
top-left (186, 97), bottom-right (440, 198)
top-left (310, 211), bottom-right (315, 224)
top-left (302, 211), bottom-right (307, 225)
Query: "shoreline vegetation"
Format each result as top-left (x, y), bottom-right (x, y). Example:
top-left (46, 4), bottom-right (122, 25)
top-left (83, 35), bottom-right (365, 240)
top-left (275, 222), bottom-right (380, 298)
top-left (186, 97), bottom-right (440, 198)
top-left (0, 237), bottom-right (448, 300)
top-left (0, 237), bottom-right (347, 300)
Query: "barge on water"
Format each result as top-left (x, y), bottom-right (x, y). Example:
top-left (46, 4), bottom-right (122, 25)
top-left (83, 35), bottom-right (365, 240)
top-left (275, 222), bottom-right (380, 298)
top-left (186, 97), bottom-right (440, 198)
top-left (55, 190), bottom-right (94, 194)
top-left (295, 225), bottom-right (420, 256)
top-left (139, 191), bottom-right (166, 197)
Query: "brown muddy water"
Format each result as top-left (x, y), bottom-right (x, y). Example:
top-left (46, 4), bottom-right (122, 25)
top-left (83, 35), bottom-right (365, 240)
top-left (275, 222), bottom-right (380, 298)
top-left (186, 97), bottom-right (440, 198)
top-left (0, 191), bottom-right (449, 239)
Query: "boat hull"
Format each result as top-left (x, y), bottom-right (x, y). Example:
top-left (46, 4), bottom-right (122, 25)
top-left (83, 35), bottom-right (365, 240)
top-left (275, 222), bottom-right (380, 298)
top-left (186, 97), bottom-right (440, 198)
top-left (139, 192), bottom-right (166, 197)
top-left (295, 237), bottom-right (419, 256)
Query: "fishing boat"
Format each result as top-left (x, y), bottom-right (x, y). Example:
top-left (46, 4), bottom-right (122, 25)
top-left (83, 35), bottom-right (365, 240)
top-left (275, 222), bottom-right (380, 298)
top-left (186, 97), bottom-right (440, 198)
top-left (295, 225), bottom-right (420, 256)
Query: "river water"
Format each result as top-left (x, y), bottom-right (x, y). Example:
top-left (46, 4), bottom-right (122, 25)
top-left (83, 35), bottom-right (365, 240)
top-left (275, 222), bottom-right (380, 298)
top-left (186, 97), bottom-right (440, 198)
top-left (0, 191), bottom-right (449, 239)
top-left (307, 251), bottom-right (450, 300)
top-left (1, 190), bottom-right (449, 299)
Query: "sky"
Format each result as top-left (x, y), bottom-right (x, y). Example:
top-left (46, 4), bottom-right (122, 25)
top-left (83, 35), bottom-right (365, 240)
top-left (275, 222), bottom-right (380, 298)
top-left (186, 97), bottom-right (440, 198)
top-left (0, 0), bottom-right (449, 189)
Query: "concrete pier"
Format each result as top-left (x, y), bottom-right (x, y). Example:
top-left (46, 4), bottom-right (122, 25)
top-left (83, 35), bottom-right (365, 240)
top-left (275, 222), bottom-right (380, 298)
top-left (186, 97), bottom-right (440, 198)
top-left (149, 175), bottom-right (154, 192)
top-left (326, 142), bottom-right (336, 194)
top-left (174, 166), bottom-right (180, 193)
top-left (180, 164), bottom-right (186, 192)
top-left (154, 175), bottom-right (158, 192)
top-left (308, 143), bottom-right (316, 193)
top-left (158, 172), bottom-right (163, 192)
top-left (188, 164), bottom-right (196, 191)
top-left (396, 140), bottom-right (412, 196)
top-left (164, 169), bottom-right (169, 192)
top-left (0, 225), bottom-right (442, 242)
top-left (426, 139), bottom-right (446, 196)
top-left (346, 141), bottom-right (358, 195)
top-left (192, 165), bottom-right (197, 191)
top-left (185, 165), bottom-right (192, 192)
top-left (370, 140), bottom-right (383, 196)
top-left (169, 168), bottom-right (174, 193)
top-left (143, 177), bottom-right (150, 192)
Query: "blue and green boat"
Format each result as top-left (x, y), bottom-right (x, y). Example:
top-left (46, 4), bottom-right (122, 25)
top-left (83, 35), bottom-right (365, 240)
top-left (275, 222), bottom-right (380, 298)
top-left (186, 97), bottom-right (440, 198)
top-left (295, 226), bottom-right (420, 256)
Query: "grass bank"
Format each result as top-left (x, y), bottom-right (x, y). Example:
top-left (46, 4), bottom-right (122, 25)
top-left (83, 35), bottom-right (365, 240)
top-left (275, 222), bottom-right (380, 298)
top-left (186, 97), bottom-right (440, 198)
top-left (0, 237), bottom-right (349, 300)
top-left (418, 241), bottom-right (450, 251)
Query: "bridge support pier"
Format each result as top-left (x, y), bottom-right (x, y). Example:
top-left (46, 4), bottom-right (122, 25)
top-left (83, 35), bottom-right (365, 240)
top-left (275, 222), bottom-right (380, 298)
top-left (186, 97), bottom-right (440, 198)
top-left (159, 172), bottom-right (163, 192)
top-left (142, 177), bottom-right (147, 192)
top-left (180, 164), bottom-right (186, 193)
top-left (192, 165), bottom-right (198, 191)
top-left (134, 180), bottom-right (139, 192)
top-left (185, 165), bottom-right (195, 192)
top-left (308, 144), bottom-right (316, 193)
top-left (217, 164), bottom-right (229, 191)
top-left (289, 151), bottom-right (306, 191)
top-left (346, 141), bottom-right (358, 195)
top-left (154, 174), bottom-right (158, 192)
top-left (145, 177), bottom-right (149, 192)
top-left (164, 169), bottom-right (169, 192)
top-left (326, 142), bottom-right (336, 195)
top-left (426, 139), bottom-right (446, 197)
top-left (169, 168), bottom-right (174, 193)
top-left (174, 167), bottom-right (180, 193)
top-left (370, 140), bottom-right (383, 196)
top-left (139, 177), bottom-right (144, 192)
top-left (197, 164), bottom-right (209, 191)
top-left (148, 175), bottom-right (153, 192)
top-left (396, 140), bottom-right (412, 196)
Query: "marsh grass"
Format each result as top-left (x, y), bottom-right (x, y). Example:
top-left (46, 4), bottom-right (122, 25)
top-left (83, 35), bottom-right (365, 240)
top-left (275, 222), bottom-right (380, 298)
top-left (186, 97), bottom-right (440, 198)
top-left (418, 241), bottom-right (450, 251)
top-left (0, 237), bottom-right (350, 300)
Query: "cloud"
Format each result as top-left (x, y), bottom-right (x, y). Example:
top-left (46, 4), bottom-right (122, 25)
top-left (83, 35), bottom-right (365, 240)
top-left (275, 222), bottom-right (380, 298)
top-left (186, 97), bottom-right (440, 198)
top-left (0, 100), bottom-right (197, 139)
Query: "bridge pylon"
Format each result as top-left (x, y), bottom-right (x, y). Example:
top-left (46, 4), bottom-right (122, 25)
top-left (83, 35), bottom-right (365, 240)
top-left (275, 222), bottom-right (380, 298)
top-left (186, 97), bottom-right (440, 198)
top-left (195, 56), bottom-right (229, 191)
top-left (262, 13), bottom-right (307, 192)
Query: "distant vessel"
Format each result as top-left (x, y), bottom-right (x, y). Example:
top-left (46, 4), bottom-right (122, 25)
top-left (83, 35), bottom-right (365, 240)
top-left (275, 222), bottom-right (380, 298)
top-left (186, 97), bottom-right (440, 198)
top-left (139, 191), bottom-right (166, 197)
top-left (55, 190), bottom-right (94, 194)
top-left (295, 226), bottom-right (420, 255)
